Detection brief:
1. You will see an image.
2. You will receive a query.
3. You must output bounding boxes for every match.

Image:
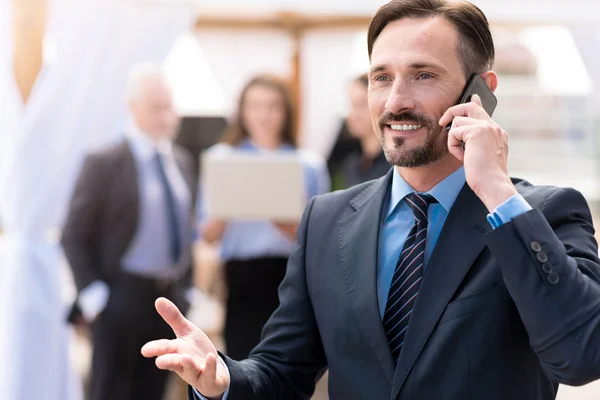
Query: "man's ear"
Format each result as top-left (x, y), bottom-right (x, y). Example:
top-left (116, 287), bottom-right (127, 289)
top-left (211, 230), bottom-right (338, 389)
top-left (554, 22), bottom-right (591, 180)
top-left (480, 71), bottom-right (498, 93)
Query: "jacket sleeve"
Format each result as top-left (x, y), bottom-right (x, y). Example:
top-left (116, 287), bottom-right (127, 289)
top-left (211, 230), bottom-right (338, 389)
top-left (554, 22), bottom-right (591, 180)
top-left (212, 196), bottom-right (327, 399)
top-left (61, 153), bottom-right (107, 292)
top-left (484, 187), bottom-right (600, 386)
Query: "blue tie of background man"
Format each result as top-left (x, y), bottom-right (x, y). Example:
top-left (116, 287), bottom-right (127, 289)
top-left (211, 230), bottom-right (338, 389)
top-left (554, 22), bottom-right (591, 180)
top-left (154, 151), bottom-right (181, 264)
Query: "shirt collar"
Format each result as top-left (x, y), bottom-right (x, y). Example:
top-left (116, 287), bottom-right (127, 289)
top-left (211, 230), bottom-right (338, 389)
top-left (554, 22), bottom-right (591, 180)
top-left (386, 166), bottom-right (466, 220)
top-left (127, 125), bottom-right (173, 162)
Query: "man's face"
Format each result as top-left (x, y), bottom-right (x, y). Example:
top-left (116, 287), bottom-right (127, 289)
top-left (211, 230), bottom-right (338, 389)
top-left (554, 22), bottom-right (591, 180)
top-left (131, 79), bottom-right (179, 141)
top-left (368, 16), bottom-right (467, 167)
top-left (347, 81), bottom-right (372, 140)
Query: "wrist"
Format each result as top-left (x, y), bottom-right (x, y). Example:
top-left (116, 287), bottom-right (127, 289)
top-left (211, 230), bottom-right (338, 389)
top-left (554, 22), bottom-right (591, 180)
top-left (476, 179), bottom-right (517, 212)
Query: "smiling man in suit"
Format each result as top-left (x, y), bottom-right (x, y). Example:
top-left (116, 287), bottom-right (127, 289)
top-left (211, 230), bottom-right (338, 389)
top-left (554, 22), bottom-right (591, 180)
top-left (62, 63), bottom-right (196, 400)
top-left (141, 1), bottom-right (600, 399)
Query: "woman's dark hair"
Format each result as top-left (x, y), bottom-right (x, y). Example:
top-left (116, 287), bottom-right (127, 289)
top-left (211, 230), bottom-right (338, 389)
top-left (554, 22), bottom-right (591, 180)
top-left (220, 74), bottom-right (297, 147)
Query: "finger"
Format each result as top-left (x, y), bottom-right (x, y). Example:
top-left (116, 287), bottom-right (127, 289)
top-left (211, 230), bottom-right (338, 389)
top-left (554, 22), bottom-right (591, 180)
top-left (181, 354), bottom-right (203, 385)
top-left (141, 339), bottom-right (180, 358)
top-left (447, 126), bottom-right (469, 162)
top-left (201, 353), bottom-right (218, 386)
top-left (439, 101), bottom-right (490, 127)
top-left (447, 125), bottom-right (472, 145)
top-left (155, 297), bottom-right (193, 337)
top-left (449, 116), bottom-right (478, 130)
top-left (155, 353), bottom-right (185, 375)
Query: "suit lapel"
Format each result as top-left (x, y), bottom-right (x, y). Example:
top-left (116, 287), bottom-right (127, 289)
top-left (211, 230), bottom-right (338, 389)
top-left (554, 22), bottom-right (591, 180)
top-left (338, 170), bottom-right (396, 384)
top-left (118, 141), bottom-right (140, 247)
top-left (391, 184), bottom-right (491, 399)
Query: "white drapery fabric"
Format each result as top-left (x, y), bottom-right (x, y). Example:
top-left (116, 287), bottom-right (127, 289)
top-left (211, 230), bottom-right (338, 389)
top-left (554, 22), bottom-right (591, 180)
top-left (0, 0), bottom-right (196, 398)
top-left (0, 0), bottom-right (21, 191)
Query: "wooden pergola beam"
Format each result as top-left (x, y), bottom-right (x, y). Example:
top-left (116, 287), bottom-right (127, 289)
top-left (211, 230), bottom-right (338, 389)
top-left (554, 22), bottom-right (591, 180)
top-left (195, 12), bottom-right (372, 31)
top-left (13, 0), bottom-right (47, 104)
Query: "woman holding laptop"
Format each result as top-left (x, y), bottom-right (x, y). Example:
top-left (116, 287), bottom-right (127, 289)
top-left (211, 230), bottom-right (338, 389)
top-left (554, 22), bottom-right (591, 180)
top-left (198, 75), bottom-right (330, 360)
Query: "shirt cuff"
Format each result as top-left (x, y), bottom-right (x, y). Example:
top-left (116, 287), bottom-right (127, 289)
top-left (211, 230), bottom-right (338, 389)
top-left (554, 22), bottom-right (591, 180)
top-left (185, 286), bottom-right (198, 304)
top-left (193, 385), bottom-right (230, 400)
top-left (78, 280), bottom-right (110, 322)
top-left (486, 193), bottom-right (532, 229)
top-left (192, 357), bottom-right (230, 400)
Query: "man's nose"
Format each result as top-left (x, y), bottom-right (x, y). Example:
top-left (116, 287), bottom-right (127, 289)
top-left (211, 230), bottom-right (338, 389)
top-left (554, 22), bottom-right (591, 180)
top-left (385, 81), bottom-right (416, 115)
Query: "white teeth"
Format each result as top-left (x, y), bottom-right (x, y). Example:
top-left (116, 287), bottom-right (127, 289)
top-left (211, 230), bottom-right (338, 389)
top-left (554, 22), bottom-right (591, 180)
top-left (390, 124), bottom-right (422, 131)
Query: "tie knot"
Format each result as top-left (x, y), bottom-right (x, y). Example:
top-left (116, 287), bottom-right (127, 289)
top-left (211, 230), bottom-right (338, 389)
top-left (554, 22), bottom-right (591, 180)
top-left (404, 193), bottom-right (437, 221)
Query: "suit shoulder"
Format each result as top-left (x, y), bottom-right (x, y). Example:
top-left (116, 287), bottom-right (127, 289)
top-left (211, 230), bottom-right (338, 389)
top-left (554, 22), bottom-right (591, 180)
top-left (311, 179), bottom-right (380, 213)
top-left (85, 139), bottom-right (129, 165)
top-left (513, 177), bottom-right (587, 209)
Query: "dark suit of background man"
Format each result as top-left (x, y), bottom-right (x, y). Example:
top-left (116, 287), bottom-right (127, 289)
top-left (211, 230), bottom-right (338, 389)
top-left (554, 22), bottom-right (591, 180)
top-left (62, 64), bottom-right (197, 400)
top-left (142, 1), bottom-right (600, 399)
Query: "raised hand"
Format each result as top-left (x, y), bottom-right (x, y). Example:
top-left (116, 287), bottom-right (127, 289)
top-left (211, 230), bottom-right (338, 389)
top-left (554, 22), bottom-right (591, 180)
top-left (439, 93), bottom-right (517, 211)
top-left (141, 298), bottom-right (230, 399)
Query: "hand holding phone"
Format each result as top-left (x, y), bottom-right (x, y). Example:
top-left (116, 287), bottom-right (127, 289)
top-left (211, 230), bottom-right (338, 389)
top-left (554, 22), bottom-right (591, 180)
top-left (439, 73), bottom-right (516, 212)
top-left (445, 74), bottom-right (497, 132)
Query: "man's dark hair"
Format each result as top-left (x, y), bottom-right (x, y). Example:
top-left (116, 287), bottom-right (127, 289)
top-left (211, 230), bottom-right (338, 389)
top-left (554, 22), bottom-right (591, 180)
top-left (367, 0), bottom-right (495, 77)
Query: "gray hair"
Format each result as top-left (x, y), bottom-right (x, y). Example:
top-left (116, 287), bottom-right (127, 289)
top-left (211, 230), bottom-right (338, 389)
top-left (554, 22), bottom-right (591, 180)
top-left (126, 63), bottom-right (168, 102)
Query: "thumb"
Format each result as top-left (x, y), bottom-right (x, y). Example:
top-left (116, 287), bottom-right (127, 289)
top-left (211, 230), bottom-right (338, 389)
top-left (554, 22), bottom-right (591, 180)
top-left (155, 297), bottom-right (193, 337)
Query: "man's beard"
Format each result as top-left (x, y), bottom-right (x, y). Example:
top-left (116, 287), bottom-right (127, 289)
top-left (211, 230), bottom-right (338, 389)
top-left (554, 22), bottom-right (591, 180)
top-left (378, 110), bottom-right (448, 167)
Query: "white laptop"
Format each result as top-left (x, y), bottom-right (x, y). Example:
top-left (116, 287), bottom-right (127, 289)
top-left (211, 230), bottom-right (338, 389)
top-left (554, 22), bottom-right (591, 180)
top-left (201, 150), bottom-right (306, 221)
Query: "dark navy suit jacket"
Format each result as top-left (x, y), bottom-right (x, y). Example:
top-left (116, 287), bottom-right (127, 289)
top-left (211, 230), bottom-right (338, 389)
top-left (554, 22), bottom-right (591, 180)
top-left (192, 170), bottom-right (600, 399)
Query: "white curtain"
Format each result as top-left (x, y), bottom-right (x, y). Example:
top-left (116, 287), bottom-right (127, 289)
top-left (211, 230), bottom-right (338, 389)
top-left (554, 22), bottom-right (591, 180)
top-left (299, 28), bottom-right (366, 156)
top-left (197, 29), bottom-right (294, 117)
top-left (0, 0), bottom-right (21, 197)
top-left (0, 0), bottom-right (196, 398)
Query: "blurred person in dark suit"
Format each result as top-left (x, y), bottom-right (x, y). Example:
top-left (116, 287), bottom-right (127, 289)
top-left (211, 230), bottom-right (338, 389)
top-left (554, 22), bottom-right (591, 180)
top-left (61, 63), bottom-right (196, 400)
top-left (338, 73), bottom-right (392, 188)
top-left (326, 126), bottom-right (361, 189)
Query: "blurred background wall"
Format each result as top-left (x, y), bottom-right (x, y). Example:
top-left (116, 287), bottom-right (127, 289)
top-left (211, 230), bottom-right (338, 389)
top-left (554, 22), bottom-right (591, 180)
top-left (2, 0), bottom-right (600, 399)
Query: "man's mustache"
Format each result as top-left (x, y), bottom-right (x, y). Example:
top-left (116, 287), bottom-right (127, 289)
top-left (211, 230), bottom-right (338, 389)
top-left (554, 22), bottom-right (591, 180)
top-left (378, 111), bottom-right (431, 131)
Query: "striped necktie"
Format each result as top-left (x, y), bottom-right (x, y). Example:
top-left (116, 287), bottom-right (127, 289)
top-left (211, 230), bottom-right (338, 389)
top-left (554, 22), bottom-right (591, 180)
top-left (383, 192), bottom-right (437, 362)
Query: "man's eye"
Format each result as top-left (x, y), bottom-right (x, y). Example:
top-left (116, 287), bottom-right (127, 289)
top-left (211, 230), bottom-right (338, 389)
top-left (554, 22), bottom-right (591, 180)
top-left (417, 73), bottom-right (433, 80)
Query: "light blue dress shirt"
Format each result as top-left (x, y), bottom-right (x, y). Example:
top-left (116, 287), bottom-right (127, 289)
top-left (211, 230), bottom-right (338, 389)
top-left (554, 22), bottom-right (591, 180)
top-left (377, 166), bottom-right (532, 317)
top-left (122, 128), bottom-right (192, 279)
top-left (196, 139), bottom-right (331, 262)
top-left (195, 166), bottom-right (532, 400)
top-left (377, 166), bottom-right (466, 318)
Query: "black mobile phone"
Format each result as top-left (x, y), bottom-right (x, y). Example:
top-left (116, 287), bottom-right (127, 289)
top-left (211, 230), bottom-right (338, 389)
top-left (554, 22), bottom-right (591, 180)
top-left (445, 74), bottom-right (497, 132)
